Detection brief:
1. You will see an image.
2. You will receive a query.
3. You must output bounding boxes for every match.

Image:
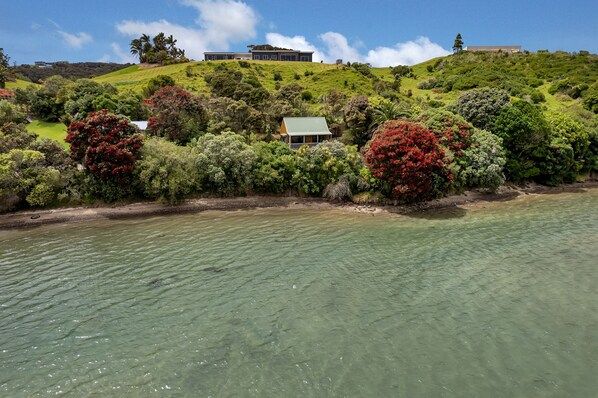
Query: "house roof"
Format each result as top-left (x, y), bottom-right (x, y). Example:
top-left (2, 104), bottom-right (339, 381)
top-left (0, 89), bottom-right (15, 98)
top-left (131, 121), bottom-right (148, 130)
top-left (465, 46), bottom-right (521, 51)
top-left (281, 117), bottom-right (331, 136)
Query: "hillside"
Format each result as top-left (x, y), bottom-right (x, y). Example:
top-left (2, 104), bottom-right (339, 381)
top-left (12, 62), bottom-right (132, 84)
top-left (92, 51), bottom-right (598, 116)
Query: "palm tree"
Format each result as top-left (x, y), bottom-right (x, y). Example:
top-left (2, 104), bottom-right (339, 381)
top-left (165, 35), bottom-right (177, 58)
top-left (129, 38), bottom-right (142, 62)
top-left (140, 34), bottom-right (152, 63)
top-left (370, 101), bottom-right (411, 130)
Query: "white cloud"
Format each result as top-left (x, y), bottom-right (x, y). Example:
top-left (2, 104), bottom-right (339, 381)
top-left (265, 33), bottom-right (326, 63)
top-left (116, 0), bottom-right (257, 60)
top-left (319, 32), bottom-right (361, 63)
top-left (97, 54), bottom-right (112, 63)
top-left (57, 31), bottom-right (93, 49)
top-left (183, 0), bottom-right (258, 49)
top-left (365, 37), bottom-right (451, 67)
top-left (111, 43), bottom-right (137, 64)
top-left (263, 31), bottom-right (448, 66)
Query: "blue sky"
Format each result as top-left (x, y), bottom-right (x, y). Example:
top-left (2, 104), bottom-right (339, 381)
top-left (2, 0), bottom-right (597, 66)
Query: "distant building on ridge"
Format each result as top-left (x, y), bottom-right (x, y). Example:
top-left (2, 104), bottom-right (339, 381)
top-left (204, 44), bottom-right (314, 62)
top-left (465, 46), bottom-right (522, 53)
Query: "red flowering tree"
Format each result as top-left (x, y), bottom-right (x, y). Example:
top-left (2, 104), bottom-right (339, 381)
top-left (146, 86), bottom-right (208, 144)
top-left (66, 110), bottom-right (143, 187)
top-left (364, 120), bottom-right (452, 201)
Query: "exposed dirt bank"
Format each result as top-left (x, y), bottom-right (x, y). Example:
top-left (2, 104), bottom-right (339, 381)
top-left (1, 181), bottom-right (597, 230)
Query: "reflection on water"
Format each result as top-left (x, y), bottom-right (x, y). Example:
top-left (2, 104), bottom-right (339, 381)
top-left (1, 190), bottom-right (597, 397)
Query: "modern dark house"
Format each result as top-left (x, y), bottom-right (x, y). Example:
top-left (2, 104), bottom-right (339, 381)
top-left (204, 46), bottom-right (313, 62)
top-left (250, 49), bottom-right (313, 62)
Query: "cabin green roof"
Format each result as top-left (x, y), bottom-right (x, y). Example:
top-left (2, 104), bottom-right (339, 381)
top-left (281, 117), bottom-right (332, 136)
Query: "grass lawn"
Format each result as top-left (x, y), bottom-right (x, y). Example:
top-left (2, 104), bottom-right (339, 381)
top-left (27, 120), bottom-right (68, 148)
top-left (5, 79), bottom-right (39, 89)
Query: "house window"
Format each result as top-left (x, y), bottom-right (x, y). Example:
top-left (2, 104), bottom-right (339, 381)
top-left (300, 56), bottom-right (309, 62)
top-left (271, 55), bottom-right (277, 60)
top-left (253, 55), bottom-right (260, 60)
top-left (291, 136), bottom-right (304, 144)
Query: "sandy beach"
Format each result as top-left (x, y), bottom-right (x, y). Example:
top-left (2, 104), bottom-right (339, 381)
top-left (1, 181), bottom-right (597, 229)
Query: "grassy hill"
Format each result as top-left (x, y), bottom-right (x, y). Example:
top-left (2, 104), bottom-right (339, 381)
top-left (93, 51), bottom-right (598, 117)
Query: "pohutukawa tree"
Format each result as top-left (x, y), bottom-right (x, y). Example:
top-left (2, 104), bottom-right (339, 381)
top-left (364, 120), bottom-right (452, 201)
top-left (146, 86), bottom-right (209, 144)
top-left (66, 110), bottom-right (143, 186)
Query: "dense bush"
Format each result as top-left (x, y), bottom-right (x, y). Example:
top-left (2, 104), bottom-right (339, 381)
top-left (546, 113), bottom-right (592, 171)
top-left (457, 88), bottom-right (511, 130)
top-left (251, 141), bottom-right (297, 193)
top-left (191, 132), bottom-right (256, 194)
top-left (143, 75), bottom-right (176, 98)
top-left (293, 141), bottom-right (364, 196)
top-left (135, 138), bottom-right (198, 203)
top-left (0, 149), bottom-right (62, 211)
top-left (342, 96), bottom-right (373, 148)
top-left (364, 120), bottom-right (451, 201)
top-left (461, 129), bottom-right (506, 191)
top-left (146, 86), bottom-right (208, 144)
top-left (491, 101), bottom-right (552, 181)
top-left (414, 109), bottom-right (473, 191)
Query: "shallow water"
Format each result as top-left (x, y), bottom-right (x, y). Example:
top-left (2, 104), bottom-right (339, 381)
top-left (1, 190), bottom-right (597, 397)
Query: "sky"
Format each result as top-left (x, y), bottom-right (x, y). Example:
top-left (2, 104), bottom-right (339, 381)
top-left (2, 0), bottom-right (598, 67)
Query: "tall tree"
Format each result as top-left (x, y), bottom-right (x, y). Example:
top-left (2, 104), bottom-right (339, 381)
top-left (453, 33), bottom-right (464, 53)
top-left (0, 48), bottom-right (11, 89)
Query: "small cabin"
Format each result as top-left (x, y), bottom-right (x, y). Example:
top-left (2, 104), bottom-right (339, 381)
top-left (280, 117), bottom-right (332, 150)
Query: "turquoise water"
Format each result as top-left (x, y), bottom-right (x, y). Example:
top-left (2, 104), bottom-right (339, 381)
top-left (1, 190), bottom-right (597, 397)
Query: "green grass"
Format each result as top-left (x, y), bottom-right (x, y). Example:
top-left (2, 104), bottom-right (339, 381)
top-left (27, 120), bottom-right (68, 148)
top-left (6, 79), bottom-right (39, 89)
top-left (91, 53), bottom-right (598, 120)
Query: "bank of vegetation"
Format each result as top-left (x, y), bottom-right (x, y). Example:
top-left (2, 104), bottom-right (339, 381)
top-left (1, 49), bottom-right (597, 213)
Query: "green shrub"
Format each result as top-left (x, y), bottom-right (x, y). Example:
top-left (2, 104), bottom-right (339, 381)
top-left (191, 132), bottom-right (256, 194)
top-left (301, 90), bottom-right (313, 102)
top-left (251, 141), bottom-right (296, 193)
top-left (135, 138), bottom-right (198, 203)
top-left (457, 87), bottom-right (511, 130)
top-left (462, 129), bottom-right (506, 191)
top-left (293, 141), bottom-right (364, 195)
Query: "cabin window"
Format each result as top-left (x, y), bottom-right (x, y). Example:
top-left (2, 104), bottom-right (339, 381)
top-left (291, 136), bottom-right (303, 144)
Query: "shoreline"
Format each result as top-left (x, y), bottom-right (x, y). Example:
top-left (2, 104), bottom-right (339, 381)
top-left (1, 181), bottom-right (597, 230)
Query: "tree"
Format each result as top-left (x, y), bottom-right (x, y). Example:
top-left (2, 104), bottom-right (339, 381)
top-left (342, 96), bottom-right (373, 148)
top-left (456, 87), bottom-right (511, 130)
top-left (364, 120), bottom-right (451, 201)
top-left (130, 33), bottom-right (187, 65)
top-left (143, 74), bottom-right (176, 98)
top-left (293, 141), bottom-right (365, 196)
top-left (146, 86), bottom-right (209, 144)
top-left (370, 101), bottom-right (411, 131)
top-left (453, 33), bottom-right (464, 53)
top-left (461, 129), bottom-right (506, 191)
top-left (190, 132), bottom-right (256, 194)
top-left (0, 149), bottom-right (62, 212)
top-left (490, 100), bottom-right (552, 182)
top-left (135, 137), bottom-right (198, 203)
top-left (0, 48), bottom-right (11, 89)
top-left (251, 141), bottom-right (297, 193)
top-left (66, 110), bottom-right (143, 199)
